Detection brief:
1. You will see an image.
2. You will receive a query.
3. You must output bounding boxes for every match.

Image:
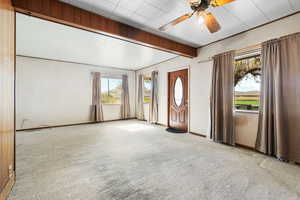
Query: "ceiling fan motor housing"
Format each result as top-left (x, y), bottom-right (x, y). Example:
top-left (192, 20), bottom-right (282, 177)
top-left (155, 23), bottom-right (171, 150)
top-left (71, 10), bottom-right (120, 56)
top-left (191, 0), bottom-right (210, 11)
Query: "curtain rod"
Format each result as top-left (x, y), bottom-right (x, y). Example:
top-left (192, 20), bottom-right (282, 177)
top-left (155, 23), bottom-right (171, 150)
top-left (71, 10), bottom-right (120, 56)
top-left (198, 44), bottom-right (262, 63)
top-left (91, 72), bottom-right (125, 78)
top-left (236, 44), bottom-right (262, 57)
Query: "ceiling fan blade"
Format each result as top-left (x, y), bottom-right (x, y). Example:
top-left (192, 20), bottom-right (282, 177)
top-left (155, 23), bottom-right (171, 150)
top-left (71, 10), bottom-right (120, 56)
top-left (204, 12), bottom-right (221, 33)
top-left (159, 13), bottom-right (194, 31)
top-left (210, 0), bottom-right (235, 7)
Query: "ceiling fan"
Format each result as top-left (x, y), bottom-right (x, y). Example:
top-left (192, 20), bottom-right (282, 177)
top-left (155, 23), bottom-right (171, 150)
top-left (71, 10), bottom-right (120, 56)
top-left (159, 0), bottom-right (235, 33)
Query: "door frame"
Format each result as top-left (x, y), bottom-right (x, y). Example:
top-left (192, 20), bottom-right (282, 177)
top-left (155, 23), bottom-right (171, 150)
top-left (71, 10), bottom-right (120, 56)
top-left (0, 1), bottom-right (16, 200)
top-left (167, 66), bottom-right (190, 132)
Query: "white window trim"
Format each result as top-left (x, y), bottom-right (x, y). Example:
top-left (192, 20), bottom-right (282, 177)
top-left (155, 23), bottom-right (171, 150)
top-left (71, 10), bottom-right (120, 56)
top-left (234, 110), bottom-right (259, 114)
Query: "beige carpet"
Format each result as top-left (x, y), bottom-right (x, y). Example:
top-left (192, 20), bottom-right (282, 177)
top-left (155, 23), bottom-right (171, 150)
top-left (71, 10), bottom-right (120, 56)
top-left (9, 120), bottom-right (300, 200)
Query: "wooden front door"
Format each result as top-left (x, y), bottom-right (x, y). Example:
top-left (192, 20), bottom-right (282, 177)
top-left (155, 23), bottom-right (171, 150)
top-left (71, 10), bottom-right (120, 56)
top-left (168, 69), bottom-right (188, 131)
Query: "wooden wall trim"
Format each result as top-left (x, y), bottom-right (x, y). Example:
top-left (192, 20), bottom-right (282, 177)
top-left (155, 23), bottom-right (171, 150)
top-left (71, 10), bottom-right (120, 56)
top-left (189, 132), bottom-right (207, 138)
top-left (156, 122), bottom-right (167, 127)
top-left (17, 118), bottom-right (137, 132)
top-left (0, 173), bottom-right (15, 200)
top-left (12, 0), bottom-right (197, 58)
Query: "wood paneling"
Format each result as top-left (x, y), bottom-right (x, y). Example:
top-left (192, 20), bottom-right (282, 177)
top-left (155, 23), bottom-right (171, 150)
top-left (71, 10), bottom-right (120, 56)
top-left (0, 0), bottom-right (16, 200)
top-left (12, 0), bottom-right (197, 58)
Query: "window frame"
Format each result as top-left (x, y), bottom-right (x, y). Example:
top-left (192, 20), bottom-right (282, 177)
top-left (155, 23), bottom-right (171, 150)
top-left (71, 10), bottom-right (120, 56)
top-left (234, 52), bottom-right (261, 114)
top-left (101, 76), bottom-right (123, 105)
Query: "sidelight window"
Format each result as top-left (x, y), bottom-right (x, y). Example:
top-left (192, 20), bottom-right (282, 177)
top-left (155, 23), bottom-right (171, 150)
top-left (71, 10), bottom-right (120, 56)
top-left (143, 77), bottom-right (152, 103)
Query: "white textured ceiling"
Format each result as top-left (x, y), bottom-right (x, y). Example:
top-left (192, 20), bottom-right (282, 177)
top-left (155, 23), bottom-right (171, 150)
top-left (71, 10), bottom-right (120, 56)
top-left (60, 0), bottom-right (300, 47)
top-left (16, 13), bottom-right (178, 70)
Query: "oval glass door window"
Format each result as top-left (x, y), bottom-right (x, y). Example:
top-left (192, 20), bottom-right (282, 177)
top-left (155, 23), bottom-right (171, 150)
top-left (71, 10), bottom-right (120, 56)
top-left (174, 77), bottom-right (183, 106)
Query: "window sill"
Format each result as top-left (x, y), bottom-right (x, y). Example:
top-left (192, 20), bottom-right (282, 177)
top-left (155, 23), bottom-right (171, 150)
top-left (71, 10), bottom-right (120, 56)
top-left (234, 110), bottom-right (259, 114)
top-left (143, 103), bottom-right (150, 105)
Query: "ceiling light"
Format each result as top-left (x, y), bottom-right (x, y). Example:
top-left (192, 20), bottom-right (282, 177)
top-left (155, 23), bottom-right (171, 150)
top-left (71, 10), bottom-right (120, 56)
top-left (197, 12), bottom-right (206, 25)
top-left (198, 15), bottom-right (204, 24)
top-left (187, 0), bottom-right (201, 5)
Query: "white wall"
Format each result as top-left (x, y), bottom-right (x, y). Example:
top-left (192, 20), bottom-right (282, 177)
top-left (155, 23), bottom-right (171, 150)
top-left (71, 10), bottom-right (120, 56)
top-left (16, 56), bottom-right (136, 129)
top-left (190, 61), bottom-right (212, 134)
top-left (143, 103), bottom-right (150, 121)
top-left (137, 13), bottom-right (300, 147)
top-left (234, 112), bottom-right (259, 148)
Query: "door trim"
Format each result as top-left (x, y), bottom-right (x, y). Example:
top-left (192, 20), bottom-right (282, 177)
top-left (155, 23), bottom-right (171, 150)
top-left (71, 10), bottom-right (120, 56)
top-left (167, 67), bottom-right (190, 131)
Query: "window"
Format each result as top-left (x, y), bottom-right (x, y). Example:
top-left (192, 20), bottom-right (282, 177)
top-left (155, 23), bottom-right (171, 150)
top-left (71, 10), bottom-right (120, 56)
top-left (144, 77), bottom-right (152, 103)
top-left (101, 77), bottom-right (122, 104)
top-left (234, 55), bottom-right (261, 111)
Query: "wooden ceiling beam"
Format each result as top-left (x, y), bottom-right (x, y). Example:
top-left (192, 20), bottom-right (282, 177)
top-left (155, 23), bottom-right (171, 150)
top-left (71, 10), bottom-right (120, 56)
top-left (12, 0), bottom-right (197, 58)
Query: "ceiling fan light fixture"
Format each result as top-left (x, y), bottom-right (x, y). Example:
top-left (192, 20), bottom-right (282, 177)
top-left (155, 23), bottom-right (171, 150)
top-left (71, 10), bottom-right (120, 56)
top-left (210, 0), bottom-right (235, 7)
top-left (198, 15), bottom-right (204, 24)
top-left (187, 0), bottom-right (201, 6)
top-left (197, 12), bottom-right (205, 25)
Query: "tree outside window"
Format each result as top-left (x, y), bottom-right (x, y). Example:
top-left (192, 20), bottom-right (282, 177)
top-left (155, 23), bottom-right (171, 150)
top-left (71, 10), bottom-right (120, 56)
top-left (101, 77), bottom-right (122, 104)
top-left (234, 55), bottom-right (261, 111)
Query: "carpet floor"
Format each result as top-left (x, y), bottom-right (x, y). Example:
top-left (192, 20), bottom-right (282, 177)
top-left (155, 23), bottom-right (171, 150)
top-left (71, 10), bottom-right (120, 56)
top-left (8, 120), bottom-right (300, 200)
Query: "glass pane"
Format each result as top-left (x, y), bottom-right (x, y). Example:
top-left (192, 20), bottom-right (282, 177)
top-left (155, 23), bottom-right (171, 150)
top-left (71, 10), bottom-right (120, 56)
top-left (144, 78), bottom-right (152, 103)
top-left (174, 77), bottom-right (183, 106)
top-left (101, 78), bottom-right (122, 104)
top-left (108, 79), bottom-right (122, 104)
top-left (234, 56), bottom-right (261, 111)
